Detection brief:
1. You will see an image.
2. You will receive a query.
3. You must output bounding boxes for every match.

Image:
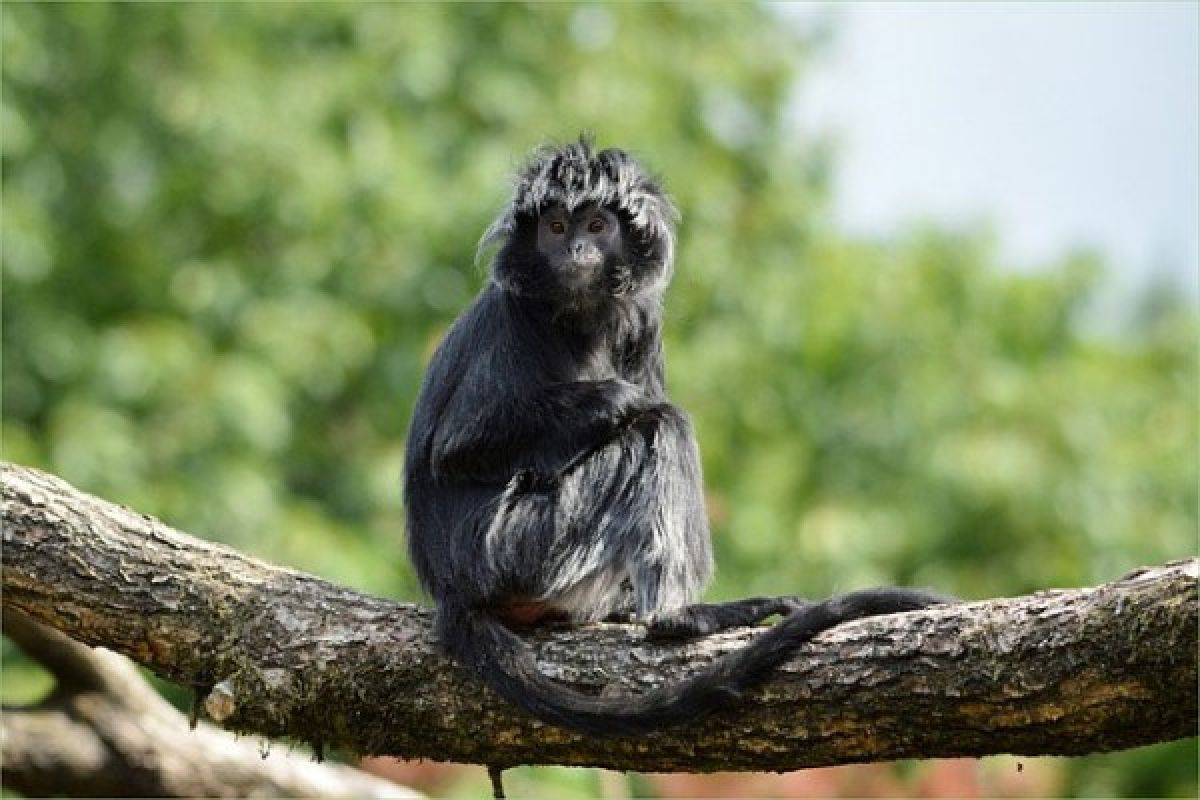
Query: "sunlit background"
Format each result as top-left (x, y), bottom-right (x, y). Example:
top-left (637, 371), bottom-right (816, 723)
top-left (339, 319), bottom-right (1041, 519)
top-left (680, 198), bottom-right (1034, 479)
top-left (791, 2), bottom-right (1198, 304)
top-left (3, 3), bottom-right (1196, 798)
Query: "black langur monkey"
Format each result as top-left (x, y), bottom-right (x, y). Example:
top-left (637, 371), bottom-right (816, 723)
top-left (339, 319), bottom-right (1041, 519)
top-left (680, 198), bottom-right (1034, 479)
top-left (403, 138), bottom-right (945, 736)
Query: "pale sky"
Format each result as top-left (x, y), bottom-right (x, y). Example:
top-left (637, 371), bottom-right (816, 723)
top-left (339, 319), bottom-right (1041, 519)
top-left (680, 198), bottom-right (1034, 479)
top-left (783, 2), bottom-right (1199, 304)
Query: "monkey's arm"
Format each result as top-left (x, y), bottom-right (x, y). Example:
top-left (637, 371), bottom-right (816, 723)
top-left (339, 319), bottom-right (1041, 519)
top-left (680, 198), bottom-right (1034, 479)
top-left (430, 377), bottom-right (645, 484)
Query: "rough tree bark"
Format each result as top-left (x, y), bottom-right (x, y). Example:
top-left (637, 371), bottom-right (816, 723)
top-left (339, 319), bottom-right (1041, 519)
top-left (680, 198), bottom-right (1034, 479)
top-left (1, 610), bottom-right (421, 798)
top-left (2, 462), bottom-right (1196, 773)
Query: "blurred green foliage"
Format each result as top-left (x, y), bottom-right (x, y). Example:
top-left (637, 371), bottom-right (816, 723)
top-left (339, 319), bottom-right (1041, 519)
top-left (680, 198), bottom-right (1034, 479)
top-left (2, 4), bottom-right (1195, 798)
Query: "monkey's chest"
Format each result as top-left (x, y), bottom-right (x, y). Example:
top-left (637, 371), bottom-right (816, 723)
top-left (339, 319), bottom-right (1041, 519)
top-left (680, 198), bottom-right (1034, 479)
top-left (552, 344), bottom-right (620, 382)
top-left (553, 339), bottom-right (647, 385)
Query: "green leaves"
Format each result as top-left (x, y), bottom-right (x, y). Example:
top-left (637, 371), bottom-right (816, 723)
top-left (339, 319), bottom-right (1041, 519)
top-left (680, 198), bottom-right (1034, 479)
top-left (2, 0), bottom-right (1193, 630)
top-left (3, 5), bottom-right (1195, 794)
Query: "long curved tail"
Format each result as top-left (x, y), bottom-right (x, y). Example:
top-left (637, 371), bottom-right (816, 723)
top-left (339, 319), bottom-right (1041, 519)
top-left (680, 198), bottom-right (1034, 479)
top-left (439, 589), bottom-right (945, 736)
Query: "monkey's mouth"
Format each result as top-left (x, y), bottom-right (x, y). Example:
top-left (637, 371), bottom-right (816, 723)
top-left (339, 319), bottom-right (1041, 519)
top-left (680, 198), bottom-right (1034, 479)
top-left (553, 260), bottom-right (604, 292)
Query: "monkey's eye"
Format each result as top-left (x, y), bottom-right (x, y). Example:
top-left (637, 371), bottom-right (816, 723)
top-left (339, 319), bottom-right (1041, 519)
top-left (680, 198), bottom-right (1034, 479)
top-left (549, 220), bottom-right (567, 235)
top-left (587, 218), bottom-right (606, 234)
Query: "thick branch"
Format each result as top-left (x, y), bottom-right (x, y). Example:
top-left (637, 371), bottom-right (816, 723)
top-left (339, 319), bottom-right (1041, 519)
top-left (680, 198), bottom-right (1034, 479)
top-left (1, 610), bottom-right (420, 798)
top-left (2, 462), bottom-right (1196, 772)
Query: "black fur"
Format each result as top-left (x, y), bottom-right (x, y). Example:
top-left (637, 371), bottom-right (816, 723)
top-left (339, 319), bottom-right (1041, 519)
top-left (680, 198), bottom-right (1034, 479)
top-left (403, 137), bottom-right (947, 736)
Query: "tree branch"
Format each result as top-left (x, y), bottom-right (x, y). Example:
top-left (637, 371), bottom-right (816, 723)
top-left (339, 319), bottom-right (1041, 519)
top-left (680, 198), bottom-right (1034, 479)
top-left (2, 462), bottom-right (1196, 772)
top-left (1, 609), bottom-right (421, 798)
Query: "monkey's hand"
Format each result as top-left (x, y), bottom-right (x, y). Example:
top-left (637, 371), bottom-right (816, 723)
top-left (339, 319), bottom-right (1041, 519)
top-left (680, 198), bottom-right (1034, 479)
top-left (580, 377), bottom-right (647, 433)
top-left (535, 378), bottom-right (649, 478)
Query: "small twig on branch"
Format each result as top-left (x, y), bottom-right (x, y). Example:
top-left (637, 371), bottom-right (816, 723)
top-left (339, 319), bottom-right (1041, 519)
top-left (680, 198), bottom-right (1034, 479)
top-left (2, 462), bottom-right (1196, 772)
top-left (1, 610), bottom-right (421, 798)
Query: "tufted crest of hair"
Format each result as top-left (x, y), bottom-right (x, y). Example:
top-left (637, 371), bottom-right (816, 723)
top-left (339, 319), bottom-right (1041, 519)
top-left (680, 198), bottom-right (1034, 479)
top-left (479, 136), bottom-right (679, 289)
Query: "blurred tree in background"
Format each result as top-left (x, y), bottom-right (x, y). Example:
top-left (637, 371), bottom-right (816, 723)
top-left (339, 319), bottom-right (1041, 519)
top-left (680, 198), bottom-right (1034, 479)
top-left (2, 4), bottom-right (1195, 798)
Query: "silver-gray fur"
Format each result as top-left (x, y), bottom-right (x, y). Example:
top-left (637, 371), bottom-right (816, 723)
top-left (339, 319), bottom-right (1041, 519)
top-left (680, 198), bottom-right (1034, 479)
top-left (402, 136), bottom-right (949, 737)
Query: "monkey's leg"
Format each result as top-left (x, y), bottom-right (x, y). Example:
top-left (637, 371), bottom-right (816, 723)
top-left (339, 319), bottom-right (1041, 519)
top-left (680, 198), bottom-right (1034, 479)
top-left (619, 405), bottom-right (715, 616)
top-left (477, 421), bottom-right (662, 621)
top-left (482, 403), bottom-right (711, 623)
top-left (543, 405), bottom-right (953, 640)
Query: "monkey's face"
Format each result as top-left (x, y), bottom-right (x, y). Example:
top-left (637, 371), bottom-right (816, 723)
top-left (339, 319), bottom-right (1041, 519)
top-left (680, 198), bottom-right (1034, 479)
top-left (535, 204), bottom-right (627, 295)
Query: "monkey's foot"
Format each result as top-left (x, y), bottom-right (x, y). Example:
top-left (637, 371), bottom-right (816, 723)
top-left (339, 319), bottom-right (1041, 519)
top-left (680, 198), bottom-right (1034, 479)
top-left (644, 596), bottom-right (809, 641)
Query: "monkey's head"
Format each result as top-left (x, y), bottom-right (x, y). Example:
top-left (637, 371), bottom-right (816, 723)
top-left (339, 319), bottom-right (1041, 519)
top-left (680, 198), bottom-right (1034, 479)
top-left (481, 137), bottom-right (678, 306)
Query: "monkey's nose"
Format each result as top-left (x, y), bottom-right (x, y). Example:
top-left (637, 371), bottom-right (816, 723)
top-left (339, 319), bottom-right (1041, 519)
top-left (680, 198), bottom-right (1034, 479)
top-left (571, 241), bottom-right (602, 267)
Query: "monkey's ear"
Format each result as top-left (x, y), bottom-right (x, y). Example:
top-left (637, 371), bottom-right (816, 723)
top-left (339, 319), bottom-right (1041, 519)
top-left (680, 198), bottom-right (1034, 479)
top-left (476, 213), bottom-right (515, 265)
